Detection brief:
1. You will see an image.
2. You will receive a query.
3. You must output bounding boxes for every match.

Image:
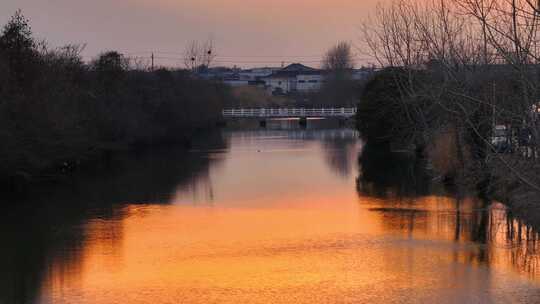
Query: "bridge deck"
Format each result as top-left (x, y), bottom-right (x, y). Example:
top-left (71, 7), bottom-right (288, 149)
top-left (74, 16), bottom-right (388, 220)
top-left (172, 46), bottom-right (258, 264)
top-left (222, 108), bottom-right (357, 118)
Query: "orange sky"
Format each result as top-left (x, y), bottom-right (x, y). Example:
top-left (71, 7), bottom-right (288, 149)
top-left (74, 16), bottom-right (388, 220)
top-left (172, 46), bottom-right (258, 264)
top-left (0, 0), bottom-right (382, 68)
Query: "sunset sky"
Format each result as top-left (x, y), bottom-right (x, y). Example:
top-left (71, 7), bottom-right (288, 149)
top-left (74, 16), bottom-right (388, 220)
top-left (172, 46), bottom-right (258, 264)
top-left (0, 0), bottom-right (380, 68)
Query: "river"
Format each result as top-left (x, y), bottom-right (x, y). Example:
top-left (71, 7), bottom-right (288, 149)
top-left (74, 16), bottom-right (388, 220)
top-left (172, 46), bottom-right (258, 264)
top-left (2, 120), bottom-right (540, 304)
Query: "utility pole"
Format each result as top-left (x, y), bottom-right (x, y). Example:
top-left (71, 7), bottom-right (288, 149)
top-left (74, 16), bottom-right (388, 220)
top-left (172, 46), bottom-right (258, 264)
top-left (151, 52), bottom-right (154, 71)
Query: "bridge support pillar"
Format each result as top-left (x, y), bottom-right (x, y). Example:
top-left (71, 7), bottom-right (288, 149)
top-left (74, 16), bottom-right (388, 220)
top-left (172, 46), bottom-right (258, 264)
top-left (299, 117), bottom-right (307, 127)
top-left (259, 120), bottom-right (267, 128)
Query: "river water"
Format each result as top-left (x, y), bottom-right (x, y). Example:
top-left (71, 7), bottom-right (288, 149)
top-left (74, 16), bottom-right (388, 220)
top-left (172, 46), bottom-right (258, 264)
top-left (2, 120), bottom-right (540, 304)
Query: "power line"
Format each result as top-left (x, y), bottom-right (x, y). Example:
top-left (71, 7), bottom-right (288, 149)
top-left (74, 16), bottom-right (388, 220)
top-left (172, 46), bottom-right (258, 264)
top-left (126, 51), bottom-right (326, 57)
top-left (160, 52), bottom-right (325, 58)
top-left (154, 57), bottom-right (318, 64)
top-left (80, 52), bottom-right (376, 67)
top-left (152, 55), bottom-right (370, 61)
top-left (122, 51), bottom-right (371, 60)
top-left (85, 50), bottom-right (374, 61)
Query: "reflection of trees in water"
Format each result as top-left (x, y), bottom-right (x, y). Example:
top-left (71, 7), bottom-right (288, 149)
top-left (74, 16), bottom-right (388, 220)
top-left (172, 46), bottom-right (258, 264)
top-left (356, 143), bottom-right (431, 198)
top-left (356, 143), bottom-right (540, 280)
top-left (0, 131), bottom-right (228, 304)
top-left (500, 211), bottom-right (540, 278)
top-left (225, 127), bottom-right (361, 179)
top-left (320, 131), bottom-right (360, 178)
top-left (369, 207), bottom-right (429, 238)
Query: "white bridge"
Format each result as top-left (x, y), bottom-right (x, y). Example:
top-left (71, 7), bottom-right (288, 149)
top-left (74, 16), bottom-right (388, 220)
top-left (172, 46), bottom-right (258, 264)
top-left (222, 107), bottom-right (357, 119)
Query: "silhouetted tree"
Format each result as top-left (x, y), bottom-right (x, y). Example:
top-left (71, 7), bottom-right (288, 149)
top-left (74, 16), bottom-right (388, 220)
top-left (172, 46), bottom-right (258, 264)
top-left (0, 10), bottom-right (39, 90)
top-left (183, 39), bottom-right (216, 73)
top-left (0, 12), bottom-right (234, 191)
top-left (317, 42), bottom-right (359, 106)
top-left (356, 68), bottom-right (432, 149)
top-left (92, 51), bottom-right (128, 93)
top-left (322, 41), bottom-right (354, 74)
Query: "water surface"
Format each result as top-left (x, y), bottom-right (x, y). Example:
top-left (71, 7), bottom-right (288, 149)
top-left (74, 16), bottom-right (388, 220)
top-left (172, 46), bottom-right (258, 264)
top-left (2, 120), bottom-right (540, 304)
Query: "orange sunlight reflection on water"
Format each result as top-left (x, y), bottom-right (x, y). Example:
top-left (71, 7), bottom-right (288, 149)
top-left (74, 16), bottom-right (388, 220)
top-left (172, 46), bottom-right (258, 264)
top-left (42, 196), bottom-right (540, 304)
top-left (36, 128), bottom-right (540, 303)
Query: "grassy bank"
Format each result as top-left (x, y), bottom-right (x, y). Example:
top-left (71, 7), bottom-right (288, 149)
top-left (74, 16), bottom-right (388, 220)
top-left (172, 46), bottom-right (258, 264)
top-left (0, 11), bottom-right (233, 192)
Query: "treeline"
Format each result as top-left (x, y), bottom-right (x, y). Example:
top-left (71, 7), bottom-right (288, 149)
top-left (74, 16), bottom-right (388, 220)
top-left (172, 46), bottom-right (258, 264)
top-left (0, 11), bottom-right (233, 189)
top-left (313, 42), bottom-right (365, 107)
top-left (356, 0), bottom-right (540, 225)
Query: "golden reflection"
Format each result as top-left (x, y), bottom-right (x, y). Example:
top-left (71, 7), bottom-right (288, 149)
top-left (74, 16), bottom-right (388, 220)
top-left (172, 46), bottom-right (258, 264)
top-left (41, 195), bottom-right (540, 304)
top-left (33, 129), bottom-right (540, 303)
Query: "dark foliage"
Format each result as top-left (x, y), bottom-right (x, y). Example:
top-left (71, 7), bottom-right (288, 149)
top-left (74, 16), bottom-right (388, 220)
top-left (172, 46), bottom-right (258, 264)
top-left (315, 75), bottom-right (362, 107)
top-left (357, 143), bottom-right (431, 198)
top-left (0, 10), bottom-right (39, 90)
top-left (0, 12), bottom-right (233, 188)
top-left (356, 68), bottom-right (430, 148)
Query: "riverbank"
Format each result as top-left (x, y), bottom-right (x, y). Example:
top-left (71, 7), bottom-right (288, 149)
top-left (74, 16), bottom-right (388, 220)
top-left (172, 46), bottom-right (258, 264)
top-left (355, 65), bottom-right (540, 230)
top-left (354, 0), bottom-right (540, 232)
top-left (0, 12), bottom-right (234, 195)
top-left (487, 156), bottom-right (540, 230)
top-left (1, 127), bottom-right (225, 197)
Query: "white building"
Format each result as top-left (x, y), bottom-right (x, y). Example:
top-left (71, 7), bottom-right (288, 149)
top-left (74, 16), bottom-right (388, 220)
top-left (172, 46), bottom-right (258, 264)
top-left (223, 79), bottom-right (250, 87)
top-left (264, 74), bottom-right (295, 94)
top-left (239, 67), bottom-right (280, 81)
top-left (262, 63), bottom-right (324, 95)
top-left (296, 74), bottom-right (324, 92)
top-left (352, 68), bottom-right (375, 81)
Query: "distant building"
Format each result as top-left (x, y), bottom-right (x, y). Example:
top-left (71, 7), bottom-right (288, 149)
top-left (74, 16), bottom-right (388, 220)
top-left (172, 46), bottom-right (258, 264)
top-left (352, 68), bottom-right (376, 81)
top-left (238, 67), bottom-right (280, 81)
top-left (223, 79), bottom-right (250, 87)
top-left (262, 63), bottom-right (324, 94)
top-left (197, 66), bottom-right (239, 80)
top-left (296, 73), bottom-right (324, 92)
top-left (197, 64), bottom-right (376, 92)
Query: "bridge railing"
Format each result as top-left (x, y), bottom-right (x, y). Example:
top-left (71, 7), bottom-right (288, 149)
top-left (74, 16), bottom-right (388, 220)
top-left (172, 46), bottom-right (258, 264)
top-left (222, 107), bottom-right (357, 118)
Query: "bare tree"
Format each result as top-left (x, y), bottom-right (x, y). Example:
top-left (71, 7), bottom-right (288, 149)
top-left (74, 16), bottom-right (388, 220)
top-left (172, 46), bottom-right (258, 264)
top-left (322, 41), bottom-right (355, 72)
top-left (319, 42), bottom-right (359, 106)
top-left (360, 0), bottom-right (540, 196)
top-left (183, 38), bottom-right (216, 72)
